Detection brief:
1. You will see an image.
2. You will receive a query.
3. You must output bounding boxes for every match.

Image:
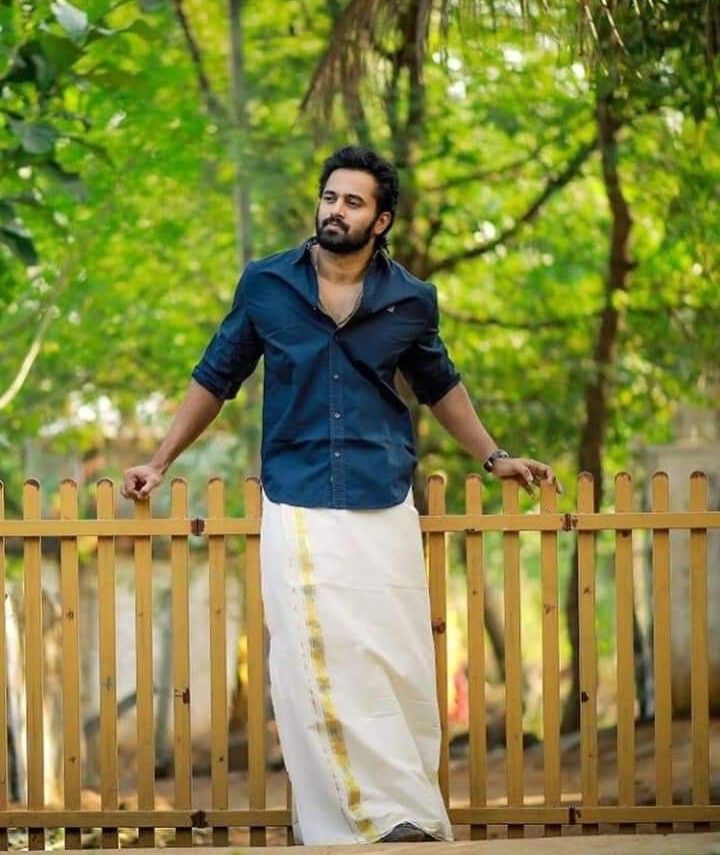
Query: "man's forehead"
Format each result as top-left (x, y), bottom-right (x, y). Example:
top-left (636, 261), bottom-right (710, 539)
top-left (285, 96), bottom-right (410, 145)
top-left (323, 168), bottom-right (377, 199)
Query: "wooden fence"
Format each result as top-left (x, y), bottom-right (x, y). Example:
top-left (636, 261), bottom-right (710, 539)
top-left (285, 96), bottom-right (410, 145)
top-left (0, 471), bottom-right (718, 848)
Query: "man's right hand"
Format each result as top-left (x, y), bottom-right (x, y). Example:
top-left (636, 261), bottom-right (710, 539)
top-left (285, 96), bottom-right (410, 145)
top-left (121, 463), bottom-right (165, 500)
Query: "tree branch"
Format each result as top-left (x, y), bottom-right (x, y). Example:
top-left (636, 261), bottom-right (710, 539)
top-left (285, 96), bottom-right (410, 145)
top-left (426, 135), bottom-right (598, 276)
top-left (172, 0), bottom-right (228, 121)
top-left (0, 310), bottom-right (54, 411)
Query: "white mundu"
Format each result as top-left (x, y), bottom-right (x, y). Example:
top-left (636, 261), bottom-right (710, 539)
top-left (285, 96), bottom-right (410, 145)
top-left (260, 488), bottom-right (453, 845)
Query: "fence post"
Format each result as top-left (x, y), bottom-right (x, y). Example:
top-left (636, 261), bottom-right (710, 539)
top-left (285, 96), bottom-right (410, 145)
top-left (96, 479), bottom-right (119, 849)
top-left (465, 475), bottom-right (487, 840)
top-left (502, 480), bottom-right (523, 839)
top-left (59, 480), bottom-right (81, 850)
top-left (23, 480), bottom-right (44, 850)
top-left (208, 478), bottom-right (229, 846)
top-left (133, 495), bottom-right (155, 847)
top-left (0, 481), bottom-right (7, 851)
top-left (427, 474), bottom-right (449, 806)
top-left (651, 472), bottom-right (672, 833)
top-left (578, 472), bottom-right (598, 834)
top-left (689, 472), bottom-right (710, 830)
top-left (170, 479), bottom-right (192, 847)
top-left (540, 480), bottom-right (561, 834)
top-left (614, 472), bottom-right (635, 831)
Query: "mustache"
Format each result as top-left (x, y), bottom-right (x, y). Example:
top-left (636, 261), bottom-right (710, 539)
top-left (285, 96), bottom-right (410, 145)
top-left (320, 216), bottom-right (348, 232)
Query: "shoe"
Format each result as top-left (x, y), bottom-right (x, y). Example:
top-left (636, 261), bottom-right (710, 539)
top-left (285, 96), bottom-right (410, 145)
top-left (380, 822), bottom-right (434, 842)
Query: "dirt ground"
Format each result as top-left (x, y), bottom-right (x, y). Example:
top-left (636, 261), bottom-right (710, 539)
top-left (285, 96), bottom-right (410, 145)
top-left (109, 717), bottom-right (720, 849)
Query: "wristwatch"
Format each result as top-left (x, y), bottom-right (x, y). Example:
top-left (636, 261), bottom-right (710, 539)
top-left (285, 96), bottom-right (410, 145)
top-left (483, 449), bottom-right (510, 472)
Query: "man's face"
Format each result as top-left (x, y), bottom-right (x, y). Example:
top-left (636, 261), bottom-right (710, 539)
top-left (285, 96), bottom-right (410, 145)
top-left (315, 168), bottom-right (391, 254)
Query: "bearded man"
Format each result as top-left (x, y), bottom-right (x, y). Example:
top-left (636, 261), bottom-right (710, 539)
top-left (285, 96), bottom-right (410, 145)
top-left (122, 146), bottom-right (561, 845)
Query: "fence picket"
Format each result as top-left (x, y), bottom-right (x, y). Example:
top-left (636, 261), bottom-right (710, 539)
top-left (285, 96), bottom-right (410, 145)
top-left (465, 475), bottom-right (487, 841)
top-left (427, 475), bottom-right (449, 806)
top-left (502, 481), bottom-right (523, 839)
top-left (614, 473), bottom-right (635, 830)
top-left (0, 482), bottom-right (7, 852)
top-left (245, 479), bottom-right (265, 847)
top-left (207, 479), bottom-right (229, 847)
top-left (23, 480), bottom-right (44, 850)
top-left (578, 473), bottom-right (599, 834)
top-left (170, 480), bottom-right (192, 847)
top-left (651, 472), bottom-right (672, 833)
top-left (540, 481), bottom-right (560, 836)
top-left (59, 481), bottom-right (81, 850)
top-left (133, 497), bottom-right (155, 847)
top-left (95, 480), bottom-right (118, 849)
top-left (689, 472), bottom-right (710, 828)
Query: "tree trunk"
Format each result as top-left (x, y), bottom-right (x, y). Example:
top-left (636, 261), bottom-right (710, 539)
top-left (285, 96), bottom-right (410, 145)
top-left (561, 94), bottom-right (633, 733)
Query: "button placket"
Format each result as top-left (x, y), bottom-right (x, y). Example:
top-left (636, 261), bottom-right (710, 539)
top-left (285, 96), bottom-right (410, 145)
top-left (328, 337), bottom-right (346, 506)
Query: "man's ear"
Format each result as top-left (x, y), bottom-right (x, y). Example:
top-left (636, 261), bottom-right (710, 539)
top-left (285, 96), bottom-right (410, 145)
top-left (374, 211), bottom-right (392, 236)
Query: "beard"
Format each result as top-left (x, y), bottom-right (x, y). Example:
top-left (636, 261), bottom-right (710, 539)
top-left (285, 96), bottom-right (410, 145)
top-left (315, 212), bottom-right (377, 254)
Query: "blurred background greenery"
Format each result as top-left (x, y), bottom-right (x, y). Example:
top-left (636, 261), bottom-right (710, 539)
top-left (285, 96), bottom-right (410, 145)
top-left (1, 0), bottom-right (719, 754)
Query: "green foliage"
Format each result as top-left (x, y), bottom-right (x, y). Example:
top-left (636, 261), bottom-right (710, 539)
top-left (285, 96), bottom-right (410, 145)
top-left (0, 0), bottom-right (718, 521)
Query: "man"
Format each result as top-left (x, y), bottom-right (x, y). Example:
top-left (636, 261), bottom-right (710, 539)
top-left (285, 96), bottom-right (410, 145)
top-left (122, 146), bottom-right (561, 845)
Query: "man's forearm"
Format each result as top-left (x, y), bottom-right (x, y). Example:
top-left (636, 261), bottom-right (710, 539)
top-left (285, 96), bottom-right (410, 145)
top-left (429, 382), bottom-right (498, 463)
top-left (149, 379), bottom-right (224, 473)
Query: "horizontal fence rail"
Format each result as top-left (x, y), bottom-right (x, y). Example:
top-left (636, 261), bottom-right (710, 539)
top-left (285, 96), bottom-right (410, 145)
top-left (0, 472), bottom-right (717, 848)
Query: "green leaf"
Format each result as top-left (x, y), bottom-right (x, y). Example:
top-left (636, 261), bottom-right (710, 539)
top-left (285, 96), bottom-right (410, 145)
top-left (42, 160), bottom-right (86, 199)
top-left (38, 32), bottom-right (83, 73)
top-left (0, 223), bottom-right (38, 266)
top-left (120, 19), bottom-right (161, 41)
top-left (139, 0), bottom-right (167, 11)
top-left (0, 201), bottom-right (14, 223)
top-left (7, 119), bottom-right (58, 154)
top-left (50, 0), bottom-right (89, 43)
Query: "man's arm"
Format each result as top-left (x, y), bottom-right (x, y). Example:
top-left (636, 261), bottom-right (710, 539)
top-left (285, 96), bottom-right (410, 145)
top-left (429, 382), bottom-right (562, 494)
top-left (121, 380), bottom-right (224, 500)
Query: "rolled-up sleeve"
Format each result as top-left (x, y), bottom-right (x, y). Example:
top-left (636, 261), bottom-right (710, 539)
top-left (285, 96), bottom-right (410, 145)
top-left (397, 285), bottom-right (461, 406)
top-left (191, 264), bottom-right (263, 400)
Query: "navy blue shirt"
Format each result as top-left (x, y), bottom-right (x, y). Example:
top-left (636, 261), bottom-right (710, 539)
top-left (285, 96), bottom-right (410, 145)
top-left (192, 240), bottom-right (461, 509)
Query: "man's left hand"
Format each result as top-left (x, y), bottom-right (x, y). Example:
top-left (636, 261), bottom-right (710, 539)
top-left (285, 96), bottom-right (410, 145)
top-left (492, 457), bottom-right (563, 496)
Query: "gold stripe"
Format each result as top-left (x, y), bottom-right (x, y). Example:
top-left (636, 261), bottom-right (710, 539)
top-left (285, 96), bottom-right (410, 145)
top-left (292, 508), bottom-right (378, 841)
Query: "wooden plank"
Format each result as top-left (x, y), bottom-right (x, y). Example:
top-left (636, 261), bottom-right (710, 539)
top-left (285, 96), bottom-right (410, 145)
top-left (502, 481), bottom-right (523, 837)
top-left (134, 497), bottom-right (155, 847)
top-left (651, 473), bottom-right (673, 832)
top-left (59, 481), bottom-right (82, 849)
top-left (23, 480), bottom-right (44, 850)
top-left (0, 808), bottom-right (289, 828)
top-left (96, 479), bottom-right (119, 849)
top-left (571, 511), bottom-right (720, 531)
top-left (0, 519), bottom-right (196, 537)
top-left (0, 483), bottom-right (7, 851)
top-left (540, 481), bottom-right (560, 829)
top-left (3, 508), bottom-right (720, 538)
top-left (614, 473), bottom-right (635, 818)
top-left (423, 515), bottom-right (566, 533)
top-left (208, 478), bottom-right (229, 847)
top-left (449, 806), bottom-right (570, 825)
top-left (465, 475), bottom-right (487, 841)
top-left (0, 804), bottom-right (581, 828)
top-left (575, 805), bottom-right (720, 823)
top-left (577, 473), bottom-right (598, 834)
top-left (170, 480), bottom-right (192, 848)
top-left (689, 472), bottom-right (710, 820)
top-left (245, 478), bottom-right (266, 847)
top-left (427, 474), bottom-right (450, 806)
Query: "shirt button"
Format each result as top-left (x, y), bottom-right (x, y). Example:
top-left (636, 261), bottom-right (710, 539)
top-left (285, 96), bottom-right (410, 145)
top-left (334, 451), bottom-right (341, 458)
top-left (333, 373), bottom-right (340, 380)
top-left (334, 412), bottom-right (341, 419)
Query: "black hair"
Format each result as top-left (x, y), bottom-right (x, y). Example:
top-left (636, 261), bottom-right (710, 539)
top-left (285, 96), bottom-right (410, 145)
top-left (318, 146), bottom-right (400, 250)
